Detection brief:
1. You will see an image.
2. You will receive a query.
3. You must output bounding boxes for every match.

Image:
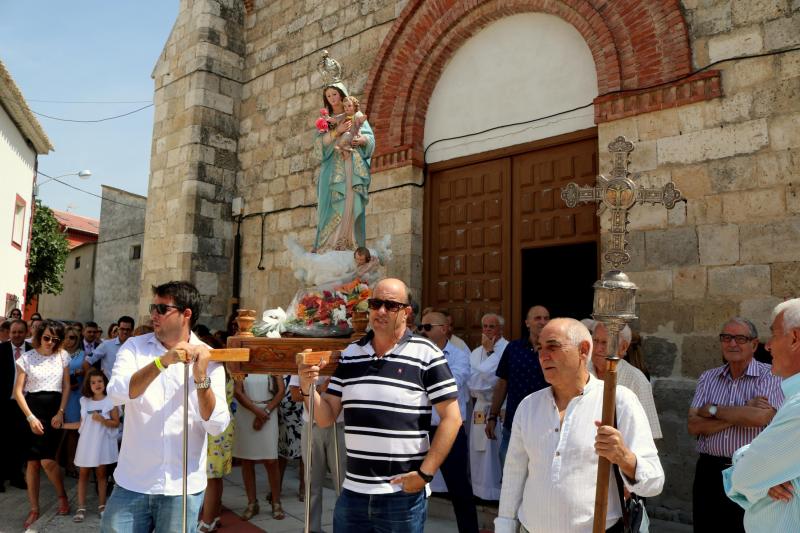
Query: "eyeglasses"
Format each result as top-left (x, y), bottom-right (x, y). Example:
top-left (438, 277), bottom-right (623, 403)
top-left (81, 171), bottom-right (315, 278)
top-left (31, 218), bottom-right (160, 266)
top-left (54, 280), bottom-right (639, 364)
top-left (366, 298), bottom-right (408, 312)
top-left (41, 335), bottom-right (60, 343)
top-left (417, 323), bottom-right (446, 332)
top-left (719, 334), bottom-right (755, 344)
top-left (66, 335), bottom-right (78, 340)
top-left (149, 303), bottom-right (183, 315)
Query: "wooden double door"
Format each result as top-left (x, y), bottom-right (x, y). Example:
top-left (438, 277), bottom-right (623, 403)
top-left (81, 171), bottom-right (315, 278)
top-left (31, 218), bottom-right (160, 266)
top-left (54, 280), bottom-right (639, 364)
top-left (423, 129), bottom-right (600, 346)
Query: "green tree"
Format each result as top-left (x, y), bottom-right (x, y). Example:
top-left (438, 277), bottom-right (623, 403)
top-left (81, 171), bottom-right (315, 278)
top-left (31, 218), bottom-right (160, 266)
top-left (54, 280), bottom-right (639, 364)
top-left (26, 200), bottom-right (69, 296)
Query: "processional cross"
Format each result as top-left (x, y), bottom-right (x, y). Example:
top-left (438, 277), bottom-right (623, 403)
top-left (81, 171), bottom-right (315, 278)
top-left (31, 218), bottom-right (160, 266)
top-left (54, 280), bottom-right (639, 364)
top-left (560, 136), bottom-right (684, 533)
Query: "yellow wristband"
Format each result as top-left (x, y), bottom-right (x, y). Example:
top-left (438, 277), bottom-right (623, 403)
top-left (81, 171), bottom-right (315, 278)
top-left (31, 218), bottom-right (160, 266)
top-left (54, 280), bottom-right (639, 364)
top-left (154, 356), bottom-right (166, 372)
top-left (331, 130), bottom-right (338, 138)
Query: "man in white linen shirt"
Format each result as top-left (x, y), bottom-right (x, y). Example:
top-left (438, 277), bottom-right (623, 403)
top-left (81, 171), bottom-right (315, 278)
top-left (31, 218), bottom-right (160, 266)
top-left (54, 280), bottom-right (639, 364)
top-left (495, 318), bottom-right (664, 533)
top-left (590, 323), bottom-right (662, 439)
top-left (467, 313), bottom-right (508, 500)
top-left (101, 281), bottom-right (230, 533)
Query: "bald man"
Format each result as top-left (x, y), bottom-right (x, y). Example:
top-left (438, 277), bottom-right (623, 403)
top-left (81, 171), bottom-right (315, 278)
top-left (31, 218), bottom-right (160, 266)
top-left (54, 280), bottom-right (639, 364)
top-left (299, 278), bottom-right (463, 533)
top-left (486, 305), bottom-right (551, 468)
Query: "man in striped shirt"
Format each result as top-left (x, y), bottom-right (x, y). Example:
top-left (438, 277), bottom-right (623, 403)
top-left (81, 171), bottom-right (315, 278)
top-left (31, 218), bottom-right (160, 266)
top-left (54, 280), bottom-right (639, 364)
top-left (688, 317), bottom-right (783, 532)
top-left (724, 299), bottom-right (800, 532)
top-left (298, 278), bottom-right (462, 533)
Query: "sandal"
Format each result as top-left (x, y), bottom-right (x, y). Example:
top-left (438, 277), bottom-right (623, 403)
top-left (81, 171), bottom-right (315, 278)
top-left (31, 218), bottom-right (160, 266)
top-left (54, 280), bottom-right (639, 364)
top-left (57, 495), bottom-right (70, 515)
top-left (271, 501), bottom-right (285, 520)
top-left (23, 510), bottom-right (39, 529)
top-left (242, 501), bottom-right (259, 521)
top-left (197, 518), bottom-right (218, 532)
top-left (98, 504), bottom-right (106, 517)
top-left (73, 508), bottom-right (86, 523)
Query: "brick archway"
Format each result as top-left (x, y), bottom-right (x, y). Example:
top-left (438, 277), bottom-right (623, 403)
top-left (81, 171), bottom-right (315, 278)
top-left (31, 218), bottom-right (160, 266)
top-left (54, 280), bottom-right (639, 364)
top-left (364, 0), bottom-right (716, 172)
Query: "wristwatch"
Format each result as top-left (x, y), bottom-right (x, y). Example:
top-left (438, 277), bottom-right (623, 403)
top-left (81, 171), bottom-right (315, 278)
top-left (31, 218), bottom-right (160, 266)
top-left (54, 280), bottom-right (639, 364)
top-left (417, 468), bottom-right (434, 483)
top-left (708, 404), bottom-right (718, 418)
top-left (194, 376), bottom-right (211, 390)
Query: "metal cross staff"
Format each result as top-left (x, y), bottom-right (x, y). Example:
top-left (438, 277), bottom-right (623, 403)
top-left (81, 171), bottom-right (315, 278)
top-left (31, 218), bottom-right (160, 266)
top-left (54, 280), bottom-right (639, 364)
top-left (560, 135), bottom-right (684, 533)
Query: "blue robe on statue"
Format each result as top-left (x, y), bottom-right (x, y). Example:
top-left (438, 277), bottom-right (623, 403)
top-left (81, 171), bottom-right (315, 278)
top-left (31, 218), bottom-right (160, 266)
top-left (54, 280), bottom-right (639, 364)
top-left (313, 119), bottom-right (374, 252)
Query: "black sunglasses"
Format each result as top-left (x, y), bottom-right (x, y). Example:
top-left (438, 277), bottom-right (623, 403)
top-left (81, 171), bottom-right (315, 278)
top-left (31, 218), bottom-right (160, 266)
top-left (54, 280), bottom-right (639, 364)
top-left (719, 333), bottom-right (755, 345)
top-left (41, 335), bottom-right (60, 343)
top-left (417, 323), bottom-right (446, 332)
top-left (366, 298), bottom-right (408, 312)
top-left (149, 303), bottom-right (183, 315)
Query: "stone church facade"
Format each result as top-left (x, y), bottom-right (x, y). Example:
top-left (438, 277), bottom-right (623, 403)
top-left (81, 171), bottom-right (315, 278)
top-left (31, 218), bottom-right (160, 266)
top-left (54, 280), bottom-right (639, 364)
top-left (141, 0), bottom-right (800, 521)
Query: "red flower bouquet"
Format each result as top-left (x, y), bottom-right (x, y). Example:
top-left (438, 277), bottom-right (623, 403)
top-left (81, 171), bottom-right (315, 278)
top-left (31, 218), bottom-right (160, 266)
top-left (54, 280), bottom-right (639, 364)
top-left (286, 278), bottom-right (371, 337)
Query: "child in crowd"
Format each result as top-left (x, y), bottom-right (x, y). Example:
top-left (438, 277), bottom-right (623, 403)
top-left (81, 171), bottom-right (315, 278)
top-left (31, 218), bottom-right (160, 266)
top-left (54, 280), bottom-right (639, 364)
top-left (62, 369), bottom-right (120, 523)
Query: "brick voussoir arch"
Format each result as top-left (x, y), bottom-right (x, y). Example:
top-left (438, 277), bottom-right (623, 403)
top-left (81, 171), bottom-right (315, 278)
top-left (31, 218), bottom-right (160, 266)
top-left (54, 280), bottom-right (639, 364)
top-left (365, 0), bottom-right (697, 172)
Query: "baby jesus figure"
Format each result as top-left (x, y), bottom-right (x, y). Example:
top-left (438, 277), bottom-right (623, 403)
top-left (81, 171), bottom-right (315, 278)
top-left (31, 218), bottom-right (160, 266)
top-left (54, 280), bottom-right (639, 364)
top-left (334, 96), bottom-right (367, 155)
top-left (354, 246), bottom-right (380, 285)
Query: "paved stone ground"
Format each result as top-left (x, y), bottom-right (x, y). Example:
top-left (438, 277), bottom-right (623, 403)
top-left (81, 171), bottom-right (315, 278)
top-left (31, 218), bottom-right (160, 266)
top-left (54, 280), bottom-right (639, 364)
top-left (1, 464), bottom-right (691, 532)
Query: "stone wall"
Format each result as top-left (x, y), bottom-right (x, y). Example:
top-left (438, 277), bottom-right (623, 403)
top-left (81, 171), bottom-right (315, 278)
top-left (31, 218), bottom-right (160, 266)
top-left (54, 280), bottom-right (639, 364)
top-left (140, 0), bottom-right (245, 328)
top-left (597, 0), bottom-right (800, 520)
top-left (93, 186), bottom-right (146, 330)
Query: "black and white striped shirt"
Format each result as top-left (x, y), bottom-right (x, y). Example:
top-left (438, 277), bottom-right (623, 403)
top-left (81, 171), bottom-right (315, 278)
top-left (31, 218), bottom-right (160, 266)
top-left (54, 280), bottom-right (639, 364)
top-left (327, 329), bottom-right (458, 494)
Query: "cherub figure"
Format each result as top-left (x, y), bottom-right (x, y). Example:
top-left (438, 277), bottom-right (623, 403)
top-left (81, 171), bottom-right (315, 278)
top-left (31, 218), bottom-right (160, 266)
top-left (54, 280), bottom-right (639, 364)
top-left (334, 96), bottom-right (367, 155)
top-left (354, 246), bottom-right (380, 284)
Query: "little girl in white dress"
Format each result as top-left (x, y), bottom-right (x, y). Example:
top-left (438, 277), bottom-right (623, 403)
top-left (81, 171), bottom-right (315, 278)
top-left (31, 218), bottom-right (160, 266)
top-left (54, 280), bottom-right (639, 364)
top-left (62, 368), bottom-right (120, 523)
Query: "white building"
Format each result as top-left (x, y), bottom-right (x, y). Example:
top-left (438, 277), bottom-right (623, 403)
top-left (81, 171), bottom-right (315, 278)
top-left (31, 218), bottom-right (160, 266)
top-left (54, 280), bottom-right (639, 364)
top-left (0, 60), bottom-right (53, 315)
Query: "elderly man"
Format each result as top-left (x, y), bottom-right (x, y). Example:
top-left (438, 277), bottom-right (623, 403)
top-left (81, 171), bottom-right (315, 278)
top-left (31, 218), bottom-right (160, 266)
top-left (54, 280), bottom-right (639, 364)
top-left (486, 305), bottom-right (550, 467)
top-left (688, 317), bottom-right (783, 532)
top-left (495, 318), bottom-right (664, 533)
top-left (102, 281), bottom-right (229, 532)
top-left (468, 313), bottom-right (508, 500)
top-left (723, 300), bottom-right (800, 532)
top-left (591, 323), bottom-right (662, 439)
top-left (298, 278), bottom-right (462, 533)
top-left (85, 315), bottom-right (135, 379)
top-left (419, 311), bottom-right (478, 533)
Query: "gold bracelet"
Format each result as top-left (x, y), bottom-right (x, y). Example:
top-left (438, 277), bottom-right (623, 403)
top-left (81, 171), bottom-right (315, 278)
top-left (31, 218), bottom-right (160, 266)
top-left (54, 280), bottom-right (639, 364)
top-left (154, 356), bottom-right (166, 372)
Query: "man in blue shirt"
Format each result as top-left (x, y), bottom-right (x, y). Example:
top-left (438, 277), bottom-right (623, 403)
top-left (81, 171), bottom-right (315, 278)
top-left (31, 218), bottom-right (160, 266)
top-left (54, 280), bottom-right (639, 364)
top-left (485, 305), bottom-right (550, 467)
top-left (85, 316), bottom-right (134, 379)
top-left (724, 298), bottom-right (800, 531)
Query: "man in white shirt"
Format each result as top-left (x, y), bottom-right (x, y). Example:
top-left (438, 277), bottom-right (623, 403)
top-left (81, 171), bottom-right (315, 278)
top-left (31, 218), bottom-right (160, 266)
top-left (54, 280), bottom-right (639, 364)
top-left (590, 323), bottom-right (662, 439)
top-left (495, 318), bottom-right (664, 533)
top-left (102, 281), bottom-right (229, 533)
top-left (85, 315), bottom-right (135, 379)
top-left (467, 313), bottom-right (508, 500)
top-left (419, 311), bottom-right (478, 533)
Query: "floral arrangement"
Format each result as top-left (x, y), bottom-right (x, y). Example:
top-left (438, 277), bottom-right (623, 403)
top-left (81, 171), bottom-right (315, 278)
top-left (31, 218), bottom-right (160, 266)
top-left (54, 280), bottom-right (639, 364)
top-left (286, 277), bottom-right (371, 337)
top-left (315, 108), bottom-right (330, 133)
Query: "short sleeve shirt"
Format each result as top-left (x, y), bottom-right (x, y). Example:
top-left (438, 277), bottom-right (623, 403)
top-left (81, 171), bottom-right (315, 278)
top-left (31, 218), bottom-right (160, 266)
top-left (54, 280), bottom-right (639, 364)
top-left (495, 337), bottom-right (548, 431)
top-left (16, 349), bottom-right (69, 393)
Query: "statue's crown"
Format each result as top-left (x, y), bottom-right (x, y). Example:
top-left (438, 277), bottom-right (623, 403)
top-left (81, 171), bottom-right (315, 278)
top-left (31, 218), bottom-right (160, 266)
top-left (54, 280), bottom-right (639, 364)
top-left (318, 50), bottom-right (343, 86)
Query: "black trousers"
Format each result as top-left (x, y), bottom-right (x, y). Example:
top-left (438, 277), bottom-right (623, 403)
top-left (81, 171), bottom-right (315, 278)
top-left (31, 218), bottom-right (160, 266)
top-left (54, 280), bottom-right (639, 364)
top-left (693, 453), bottom-right (745, 533)
top-left (1, 398), bottom-right (28, 481)
top-left (429, 425), bottom-right (479, 533)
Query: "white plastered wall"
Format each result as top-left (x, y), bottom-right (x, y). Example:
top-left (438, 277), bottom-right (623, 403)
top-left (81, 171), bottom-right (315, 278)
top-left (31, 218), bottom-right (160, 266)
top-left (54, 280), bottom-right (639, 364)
top-left (0, 104), bottom-right (36, 312)
top-left (424, 13), bottom-right (599, 164)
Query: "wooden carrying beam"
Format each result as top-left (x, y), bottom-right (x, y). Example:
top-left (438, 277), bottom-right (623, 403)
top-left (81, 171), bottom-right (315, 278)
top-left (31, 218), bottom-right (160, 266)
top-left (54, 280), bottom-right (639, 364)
top-left (225, 336), bottom-right (348, 378)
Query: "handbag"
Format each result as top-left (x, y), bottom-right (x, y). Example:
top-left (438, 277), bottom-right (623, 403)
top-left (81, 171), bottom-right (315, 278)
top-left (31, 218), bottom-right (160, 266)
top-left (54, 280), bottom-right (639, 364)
top-left (611, 412), bottom-right (646, 533)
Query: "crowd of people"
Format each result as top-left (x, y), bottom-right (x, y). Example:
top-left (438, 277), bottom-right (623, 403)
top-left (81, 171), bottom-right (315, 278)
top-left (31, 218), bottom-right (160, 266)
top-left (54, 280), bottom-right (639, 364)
top-left (3, 280), bottom-right (799, 533)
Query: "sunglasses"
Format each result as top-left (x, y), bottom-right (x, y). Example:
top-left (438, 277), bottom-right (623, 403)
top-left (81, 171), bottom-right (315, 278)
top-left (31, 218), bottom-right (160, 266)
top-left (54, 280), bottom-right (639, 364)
top-left (149, 303), bottom-right (183, 315)
top-left (41, 335), bottom-right (60, 343)
top-left (66, 335), bottom-right (78, 340)
top-left (417, 323), bottom-right (446, 332)
top-left (366, 298), bottom-right (408, 312)
top-left (719, 334), bottom-right (755, 345)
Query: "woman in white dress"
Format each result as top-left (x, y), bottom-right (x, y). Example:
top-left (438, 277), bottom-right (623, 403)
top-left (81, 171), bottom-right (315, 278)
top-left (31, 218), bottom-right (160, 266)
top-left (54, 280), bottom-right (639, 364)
top-left (233, 374), bottom-right (285, 520)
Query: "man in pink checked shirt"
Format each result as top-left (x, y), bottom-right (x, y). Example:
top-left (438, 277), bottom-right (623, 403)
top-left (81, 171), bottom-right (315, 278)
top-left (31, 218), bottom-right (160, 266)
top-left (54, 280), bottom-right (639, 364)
top-left (687, 316), bottom-right (784, 532)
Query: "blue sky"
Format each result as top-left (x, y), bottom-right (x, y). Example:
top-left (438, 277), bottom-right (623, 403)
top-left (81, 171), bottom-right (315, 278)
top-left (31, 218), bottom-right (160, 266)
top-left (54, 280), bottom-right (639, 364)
top-left (1, 1), bottom-right (179, 218)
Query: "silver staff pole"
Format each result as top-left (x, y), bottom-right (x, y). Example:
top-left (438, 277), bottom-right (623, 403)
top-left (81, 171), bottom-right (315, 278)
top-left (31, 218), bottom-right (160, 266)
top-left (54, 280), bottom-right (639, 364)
top-left (304, 381), bottom-right (315, 533)
top-left (182, 362), bottom-right (190, 533)
top-left (332, 414), bottom-right (341, 496)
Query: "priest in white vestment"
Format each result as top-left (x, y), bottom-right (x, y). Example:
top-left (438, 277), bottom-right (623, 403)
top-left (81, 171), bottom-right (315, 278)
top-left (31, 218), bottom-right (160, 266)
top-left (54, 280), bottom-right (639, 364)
top-left (468, 313), bottom-right (508, 500)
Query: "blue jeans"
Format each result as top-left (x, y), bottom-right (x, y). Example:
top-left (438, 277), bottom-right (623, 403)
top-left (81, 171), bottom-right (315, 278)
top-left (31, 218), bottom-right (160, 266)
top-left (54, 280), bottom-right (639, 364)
top-left (333, 488), bottom-right (427, 533)
top-left (499, 425), bottom-right (512, 471)
top-left (100, 484), bottom-right (204, 533)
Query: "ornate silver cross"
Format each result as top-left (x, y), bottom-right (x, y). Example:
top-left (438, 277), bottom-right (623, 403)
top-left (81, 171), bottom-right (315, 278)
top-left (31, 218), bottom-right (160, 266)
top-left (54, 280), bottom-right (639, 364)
top-left (560, 136), bottom-right (684, 268)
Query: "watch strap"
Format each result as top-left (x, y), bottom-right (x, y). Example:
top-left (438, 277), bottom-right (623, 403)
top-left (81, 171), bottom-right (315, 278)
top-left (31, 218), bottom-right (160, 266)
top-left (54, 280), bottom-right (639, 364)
top-left (417, 468), bottom-right (433, 483)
